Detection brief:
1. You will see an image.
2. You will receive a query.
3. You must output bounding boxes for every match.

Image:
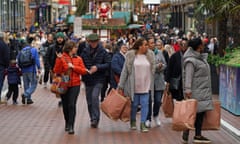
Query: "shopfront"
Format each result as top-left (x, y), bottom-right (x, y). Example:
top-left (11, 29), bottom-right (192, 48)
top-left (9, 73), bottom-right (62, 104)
top-left (0, 0), bottom-right (25, 32)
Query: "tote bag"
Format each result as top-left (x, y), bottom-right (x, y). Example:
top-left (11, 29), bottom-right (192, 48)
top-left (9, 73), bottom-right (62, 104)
top-left (101, 89), bottom-right (127, 121)
top-left (162, 89), bottom-right (174, 118)
top-left (202, 100), bottom-right (221, 130)
top-left (119, 97), bottom-right (131, 122)
top-left (50, 74), bottom-right (70, 95)
top-left (172, 99), bottom-right (197, 131)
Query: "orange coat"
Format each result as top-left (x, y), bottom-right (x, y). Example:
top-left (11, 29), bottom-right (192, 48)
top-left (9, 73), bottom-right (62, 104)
top-left (53, 52), bottom-right (87, 87)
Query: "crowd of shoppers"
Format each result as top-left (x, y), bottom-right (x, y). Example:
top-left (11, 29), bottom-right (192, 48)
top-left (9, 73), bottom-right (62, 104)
top-left (0, 22), bottom-right (217, 143)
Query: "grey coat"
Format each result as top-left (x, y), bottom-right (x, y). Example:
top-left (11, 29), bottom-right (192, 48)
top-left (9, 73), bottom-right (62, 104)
top-left (183, 47), bottom-right (213, 112)
top-left (154, 49), bottom-right (167, 91)
top-left (118, 49), bottom-right (155, 100)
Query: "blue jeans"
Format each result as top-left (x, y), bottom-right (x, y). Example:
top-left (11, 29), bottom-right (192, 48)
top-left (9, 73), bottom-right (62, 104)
top-left (85, 83), bottom-right (103, 123)
top-left (0, 67), bottom-right (5, 100)
top-left (147, 90), bottom-right (163, 121)
top-left (131, 93), bottom-right (149, 123)
top-left (22, 72), bottom-right (38, 99)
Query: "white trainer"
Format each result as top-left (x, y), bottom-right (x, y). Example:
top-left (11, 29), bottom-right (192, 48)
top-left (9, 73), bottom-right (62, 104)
top-left (43, 83), bottom-right (47, 88)
top-left (145, 120), bottom-right (151, 128)
top-left (154, 116), bottom-right (161, 126)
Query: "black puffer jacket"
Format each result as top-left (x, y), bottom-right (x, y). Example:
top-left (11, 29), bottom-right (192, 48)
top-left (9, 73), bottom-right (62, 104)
top-left (81, 44), bottom-right (111, 86)
top-left (45, 41), bottom-right (65, 70)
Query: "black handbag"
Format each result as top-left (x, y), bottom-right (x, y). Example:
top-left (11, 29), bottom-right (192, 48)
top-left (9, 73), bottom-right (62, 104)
top-left (169, 77), bottom-right (181, 90)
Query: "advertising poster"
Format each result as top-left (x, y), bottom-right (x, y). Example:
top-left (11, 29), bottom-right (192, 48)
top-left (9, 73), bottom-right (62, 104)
top-left (219, 65), bottom-right (240, 115)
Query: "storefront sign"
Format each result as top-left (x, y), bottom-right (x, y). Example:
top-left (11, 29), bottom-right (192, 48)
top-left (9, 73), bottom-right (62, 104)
top-left (188, 7), bottom-right (194, 17)
top-left (143, 0), bottom-right (160, 4)
top-left (29, 2), bottom-right (37, 9)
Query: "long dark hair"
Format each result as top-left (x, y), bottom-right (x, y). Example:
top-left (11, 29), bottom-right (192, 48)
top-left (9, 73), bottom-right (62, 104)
top-left (131, 38), bottom-right (146, 50)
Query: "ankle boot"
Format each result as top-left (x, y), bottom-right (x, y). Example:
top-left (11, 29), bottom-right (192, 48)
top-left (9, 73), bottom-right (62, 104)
top-left (140, 122), bottom-right (149, 133)
top-left (68, 125), bottom-right (74, 134)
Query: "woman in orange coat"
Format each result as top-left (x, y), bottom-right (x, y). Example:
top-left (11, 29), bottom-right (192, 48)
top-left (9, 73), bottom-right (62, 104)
top-left (54, 41), bottom-right (88, 134)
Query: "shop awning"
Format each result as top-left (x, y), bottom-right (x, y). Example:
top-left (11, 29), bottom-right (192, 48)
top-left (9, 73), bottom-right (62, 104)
top-left (128, 24), bottom-right (144, 29)
top-left (58, 0), bottom-right (71, 5)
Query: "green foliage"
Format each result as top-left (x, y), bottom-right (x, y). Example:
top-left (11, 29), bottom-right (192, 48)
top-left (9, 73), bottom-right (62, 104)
top-left (75, 0), bottom-right (88, 16)
top-left (208, 47), bottom-right (240, 67)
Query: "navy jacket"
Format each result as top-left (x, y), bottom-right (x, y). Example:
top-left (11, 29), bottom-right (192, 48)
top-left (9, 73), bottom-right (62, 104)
top-left (6, 65), bottom-right (21, 84)
top-left (81, 44), bottom-right (111, 86)
top-left (110, 52), bottom-right (125, 88)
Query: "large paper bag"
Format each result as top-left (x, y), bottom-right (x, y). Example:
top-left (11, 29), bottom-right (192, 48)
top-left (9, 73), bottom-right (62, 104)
top-left (202, 100), bottom-right (221, 130)
top-left (101, 89), bottom-right (127, 121)
top-left (162, 89), bottom-right (174, 118)
top-left (120, 97), bottom-right (131, 122)
top-left (172, 99), bottom-right (197, 131)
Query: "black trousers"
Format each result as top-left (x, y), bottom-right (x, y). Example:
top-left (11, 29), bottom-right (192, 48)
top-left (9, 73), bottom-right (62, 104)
top-left (61, 86), bottom-right (80, 126)
top-left (101, 76), bottom-right (111, 102)
top-left (43, 68), bottom-right (52, 83)
top-left (195, 112), bottom-right (205, 136)
top-left (6, 84), bottom-right (19, 102)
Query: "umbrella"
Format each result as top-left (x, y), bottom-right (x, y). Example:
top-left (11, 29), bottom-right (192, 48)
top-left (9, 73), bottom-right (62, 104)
top-left (127, 24), bottom-right (144, 29)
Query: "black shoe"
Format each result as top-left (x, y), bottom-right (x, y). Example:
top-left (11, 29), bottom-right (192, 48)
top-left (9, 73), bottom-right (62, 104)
top-left (65, 123), bottom-right (70, 131)
top-left (68, 125), bottom-right (74, 134)
top-left (21, 94), bottom-right (26, 104)
top-left (27, 99), bottom-right (34, 104)
top-left (193, 136), bottom-right (211, 143)
top-left (91, 121), bottom-right (98, 128)
top-left (182, 130), bottom-right (189, 143)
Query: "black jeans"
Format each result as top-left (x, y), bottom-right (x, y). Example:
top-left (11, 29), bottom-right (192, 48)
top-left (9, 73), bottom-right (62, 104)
top-left (101, 76), bottom-right (111, 102)
top-left (6, 84), bottom-right (19, 102)
top-left (43, 68), bottom-right (52, 84)
top-left (147, 90), bottom-right (164, 121)
top-left (61, 86), bottom-right (80, 126)
top-left (195, 112), bottom-right (205, 136)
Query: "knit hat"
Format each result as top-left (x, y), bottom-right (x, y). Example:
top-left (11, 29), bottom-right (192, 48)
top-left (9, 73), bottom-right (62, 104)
top-left (87, 33), bottom-right (99, 41)
top-left (55, 32), bottom-right (65, 38)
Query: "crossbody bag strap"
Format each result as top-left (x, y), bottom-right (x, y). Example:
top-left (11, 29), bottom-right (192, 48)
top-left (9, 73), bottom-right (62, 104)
top-left (62, 56), bottom-right (72, 76)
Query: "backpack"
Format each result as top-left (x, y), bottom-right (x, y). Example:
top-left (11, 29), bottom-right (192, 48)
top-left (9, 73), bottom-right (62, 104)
top-left (18, 47), bottom-right (35, 68)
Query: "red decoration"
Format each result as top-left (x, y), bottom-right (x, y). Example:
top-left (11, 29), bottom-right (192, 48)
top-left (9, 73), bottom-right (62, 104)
top-left (58, 0), bottom-right (70, 5)
top-left (99, 2), bottom-right (110, 24)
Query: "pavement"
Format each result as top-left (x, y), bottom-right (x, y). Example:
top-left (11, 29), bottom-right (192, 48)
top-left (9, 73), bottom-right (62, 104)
top-left (0, 83), bottom-right (240, 144)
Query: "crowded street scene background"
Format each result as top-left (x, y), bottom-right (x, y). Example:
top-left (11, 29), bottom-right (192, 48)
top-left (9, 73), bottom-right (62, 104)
top-left (0, 0), bottom-right (240, 144)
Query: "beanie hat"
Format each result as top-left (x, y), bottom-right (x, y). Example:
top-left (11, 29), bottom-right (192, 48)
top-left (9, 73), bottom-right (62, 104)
top-left (56, 32), bottom-right (65, 38)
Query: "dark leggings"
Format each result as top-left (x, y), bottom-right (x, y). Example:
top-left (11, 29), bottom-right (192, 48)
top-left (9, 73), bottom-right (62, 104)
top-left (6, 84), bottom-right (19, 102)
top-left (61, 86), bottom-right (80, 127)
top-left (195, 112), bottom-right (205, 136)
